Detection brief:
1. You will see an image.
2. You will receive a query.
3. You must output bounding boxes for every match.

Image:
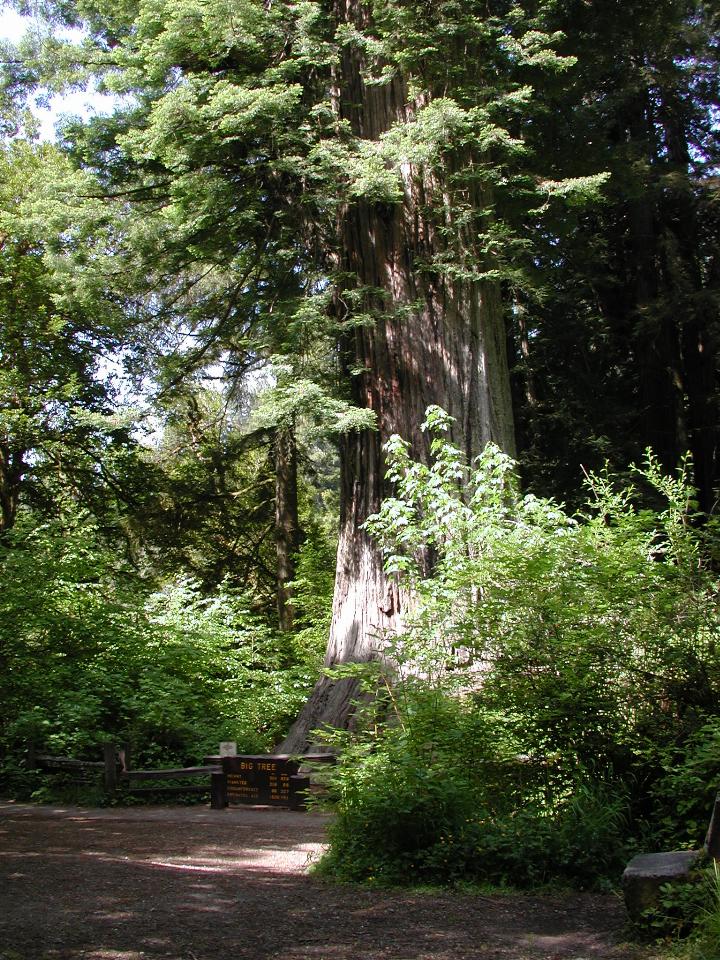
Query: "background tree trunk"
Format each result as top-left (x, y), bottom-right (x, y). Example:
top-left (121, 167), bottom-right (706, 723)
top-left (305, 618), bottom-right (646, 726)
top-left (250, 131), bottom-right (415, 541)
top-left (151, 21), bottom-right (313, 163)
top-left (0, 441), bottom-right (24, 535)
top-left (274, 423), bottom-right (299, 633)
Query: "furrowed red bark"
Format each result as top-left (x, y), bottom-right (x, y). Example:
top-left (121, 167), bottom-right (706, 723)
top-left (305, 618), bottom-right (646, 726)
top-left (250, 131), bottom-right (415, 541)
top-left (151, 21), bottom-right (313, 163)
top-left (278, 5), bottom-right (516, 751)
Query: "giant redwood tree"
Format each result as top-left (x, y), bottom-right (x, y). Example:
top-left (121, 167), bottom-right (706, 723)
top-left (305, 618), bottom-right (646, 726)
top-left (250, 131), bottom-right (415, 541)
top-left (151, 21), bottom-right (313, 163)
top-left (279, 3), bottom-right (530, 749)
top-left (4, 0), bottom-right (598, 747)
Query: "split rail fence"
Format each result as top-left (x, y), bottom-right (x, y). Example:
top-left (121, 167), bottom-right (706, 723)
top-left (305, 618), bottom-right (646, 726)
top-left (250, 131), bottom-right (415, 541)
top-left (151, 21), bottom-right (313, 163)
top-left (29, 743), bottom-right (222, 799)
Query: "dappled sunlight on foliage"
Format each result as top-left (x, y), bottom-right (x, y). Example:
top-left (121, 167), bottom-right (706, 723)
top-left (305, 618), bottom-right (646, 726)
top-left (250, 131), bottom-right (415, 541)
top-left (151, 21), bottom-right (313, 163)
top-left (316, 409), bottom-right (720, 890)
top-left (0, 511), bottom-right (326, 795)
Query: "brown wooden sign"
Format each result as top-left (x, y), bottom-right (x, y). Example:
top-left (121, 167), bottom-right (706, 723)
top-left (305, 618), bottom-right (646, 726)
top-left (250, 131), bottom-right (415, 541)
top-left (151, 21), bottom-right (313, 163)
top-left (221, 755), bottom-right (309, 809)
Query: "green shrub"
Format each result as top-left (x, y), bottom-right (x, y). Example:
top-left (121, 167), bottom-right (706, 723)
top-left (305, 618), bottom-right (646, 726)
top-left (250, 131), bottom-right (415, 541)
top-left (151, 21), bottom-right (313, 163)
top-left (0, 512), bottom-right (323, 797)
top-left (316, 407), bottom-right (720, 889)
top-left (633, 861), bottom-right (720, 959)
top-left (648, 720), bottom-right (720, 850)
top-left (317, 687), bottom-right (630, 888)
top-left (317, 691), bottom-right (491, 884)
top-left (690, 862), bottom-right (720, 959)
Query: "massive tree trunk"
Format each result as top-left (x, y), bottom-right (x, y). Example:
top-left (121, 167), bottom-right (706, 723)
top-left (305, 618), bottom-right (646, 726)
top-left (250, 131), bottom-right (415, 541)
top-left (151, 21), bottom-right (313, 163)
top-left (278, 6), bottom-right (516, 751)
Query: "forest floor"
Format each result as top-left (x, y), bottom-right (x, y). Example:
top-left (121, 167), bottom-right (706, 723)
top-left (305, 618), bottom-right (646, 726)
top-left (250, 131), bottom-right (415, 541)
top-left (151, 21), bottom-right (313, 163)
top-left (0, 802), bottom-right (665, 960)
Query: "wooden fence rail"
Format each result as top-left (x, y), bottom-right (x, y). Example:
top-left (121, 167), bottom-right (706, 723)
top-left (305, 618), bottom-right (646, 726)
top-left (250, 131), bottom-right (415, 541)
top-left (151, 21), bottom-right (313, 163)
top-left (35, 757), bottom-right (106, 771)
top-left (30, 744), bottom-right (120, 791)
top-left (120, 764), bottom-right (221, 798)
top-left (121, 765), bottom-right (219, 782)
top-left (30, 744), bottom-right (220, 796)
top-left (29, 744), bottom-right (320, 809)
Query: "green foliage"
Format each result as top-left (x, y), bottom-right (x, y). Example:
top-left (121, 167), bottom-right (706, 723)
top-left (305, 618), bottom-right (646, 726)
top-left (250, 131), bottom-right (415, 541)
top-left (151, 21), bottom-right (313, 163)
top-left (637, 862), bottom-right (720, 959)
top-left (639, 866), bottom-right (715, 941)
top-left (0, 510), bottom-right (323, 796)
top-left (316, 408), bottom-right (720, 889)
top-left (689, 863), bottom-right (720, 960)
top-left (649, 720), bottom-right (720, 851)
top-left (133, 388), bottom-right (280, 596)
top-left (0, 137), bottom-right (152, 539)
top-left (316, 679), bottom-right (631, 888)
top-left (511, 0), bottom-right (719, 509)
top-left (286, 537), bottom-right (335, 667)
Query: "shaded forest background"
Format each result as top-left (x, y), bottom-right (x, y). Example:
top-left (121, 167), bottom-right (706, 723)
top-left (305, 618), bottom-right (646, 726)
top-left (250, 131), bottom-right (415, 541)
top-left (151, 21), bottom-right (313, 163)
top-left (1, 0), bottom-right (720, 922)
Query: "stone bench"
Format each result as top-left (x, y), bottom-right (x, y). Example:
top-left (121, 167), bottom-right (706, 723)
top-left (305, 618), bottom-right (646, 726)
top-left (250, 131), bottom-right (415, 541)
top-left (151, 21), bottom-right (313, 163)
top-left (622, 791), bottom-right (720, 922)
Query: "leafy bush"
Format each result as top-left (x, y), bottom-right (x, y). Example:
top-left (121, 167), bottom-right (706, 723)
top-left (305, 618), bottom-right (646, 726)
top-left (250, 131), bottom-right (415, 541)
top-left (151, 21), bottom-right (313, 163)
top-left (316, 690), bottom-right (492, 885)
top-left (689, 862), bottom-right (720, 959)
top-left (639, 865), bottom-right (716, 941)
top-left (316, 669), bottom-right (631, 888)
top-left (0, 511), bottom-right (323, 797)
top-left (316, 407), bottom-right (720, 890)
top-left (648, 720), bottom-right (720, 851)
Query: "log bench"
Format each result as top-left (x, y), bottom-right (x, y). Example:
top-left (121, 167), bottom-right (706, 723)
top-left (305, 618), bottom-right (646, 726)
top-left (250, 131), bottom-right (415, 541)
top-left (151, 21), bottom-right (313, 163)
top-left (622, 791), bottom-right (720, 921)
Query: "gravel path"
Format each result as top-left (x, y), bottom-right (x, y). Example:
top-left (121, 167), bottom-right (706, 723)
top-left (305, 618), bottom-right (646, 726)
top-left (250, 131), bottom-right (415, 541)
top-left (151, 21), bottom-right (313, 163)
top-left (0, 802), bottom-right (658, 960)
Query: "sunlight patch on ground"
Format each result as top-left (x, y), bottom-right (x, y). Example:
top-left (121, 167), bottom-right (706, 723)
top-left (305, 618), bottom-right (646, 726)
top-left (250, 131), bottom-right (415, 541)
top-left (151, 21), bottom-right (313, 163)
top-left (84, 952), bottom-right (148, 959)
top-left (145, 841), bottom-right (326, 874)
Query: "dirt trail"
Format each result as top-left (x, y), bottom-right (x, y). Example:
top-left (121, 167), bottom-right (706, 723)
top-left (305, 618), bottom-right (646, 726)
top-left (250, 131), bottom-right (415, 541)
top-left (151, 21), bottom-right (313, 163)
top-left (0, 802), bottom-right (657, 960)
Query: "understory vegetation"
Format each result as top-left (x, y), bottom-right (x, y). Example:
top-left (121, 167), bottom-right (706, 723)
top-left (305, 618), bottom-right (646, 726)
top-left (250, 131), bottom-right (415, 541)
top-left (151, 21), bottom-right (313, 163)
top-left (1, 0), bottom-right (719, 954)
top-left (0, 510), bottom-right (331, 794)
top-left (314, 410), bottom-right (720, 906)
top-left (3, 406), bottom-right (720, 952)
